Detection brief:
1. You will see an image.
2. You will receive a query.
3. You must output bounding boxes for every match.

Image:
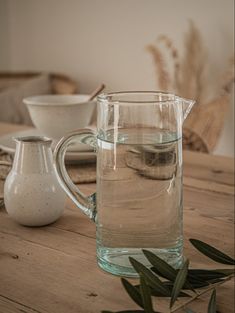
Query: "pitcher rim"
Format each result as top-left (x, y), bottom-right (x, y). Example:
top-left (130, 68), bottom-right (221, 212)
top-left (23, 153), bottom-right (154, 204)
top-left (97, 91), bottom-right (187, 104)
top-left (14, 136), bottom-right (52, 145)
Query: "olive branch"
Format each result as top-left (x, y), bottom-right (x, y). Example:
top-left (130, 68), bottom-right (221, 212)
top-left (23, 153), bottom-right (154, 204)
top-left (102, 239), bottom-right (235, 313)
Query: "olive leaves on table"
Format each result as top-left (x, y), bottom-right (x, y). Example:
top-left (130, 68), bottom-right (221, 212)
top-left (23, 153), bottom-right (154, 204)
top-left (102, 239), bottom-right (235, 313)
top-left (189, 239), bottom-right (235, 265)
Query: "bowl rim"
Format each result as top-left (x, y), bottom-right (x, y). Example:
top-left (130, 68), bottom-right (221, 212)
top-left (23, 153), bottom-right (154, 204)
top-left (23, 94), bottom-right (92, 106)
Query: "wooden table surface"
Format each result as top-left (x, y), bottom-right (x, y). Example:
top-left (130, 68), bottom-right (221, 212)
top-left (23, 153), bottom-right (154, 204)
top-left (0, 122), bottom-right (234, 313)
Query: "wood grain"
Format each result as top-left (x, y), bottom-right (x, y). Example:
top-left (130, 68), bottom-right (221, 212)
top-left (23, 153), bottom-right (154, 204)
top-left (0, 122), bottom-right (31, 136)
top-left (0, 123), bottom-right (234, 313)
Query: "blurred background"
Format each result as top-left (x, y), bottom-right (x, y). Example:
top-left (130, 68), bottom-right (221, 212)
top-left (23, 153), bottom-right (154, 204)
top-left (0, 0), bottom-right (234, 156)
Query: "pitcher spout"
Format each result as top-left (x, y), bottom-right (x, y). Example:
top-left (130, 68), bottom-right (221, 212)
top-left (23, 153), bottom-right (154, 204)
top-left (181, 97), bottom-right (195, 121)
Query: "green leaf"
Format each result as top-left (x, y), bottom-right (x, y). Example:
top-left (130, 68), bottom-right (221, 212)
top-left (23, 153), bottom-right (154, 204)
top-left (164, 279), bottom-right (207, 289)
top-left (129, 257), bottom-right (171, 296)
top-left (213, 268), bottom-right (235, 276)
top-left (161, 275), bottom-right (223, 290)
top-left (205, 278), bottom-right (224, 285)
top-left (190, 239), bottom-right (235, 265)
top-left (121, 278), bottom-right (143, 309)
top-left (142, 250), bottom-right (177, 281)
top-left (187, 274), bottom-right (210, 286)
top-left (152, 287), bottom-right (189, 298)
top-left (135, 284), bottom-right (190, 297)
top-left (143, 251), bottom-right (193, 292)
top-left (139, 274), bottom-right (154, 313)
top-left (170, 259), bottom-right (189, 308)
top-left (188, 269), bottom-right (228, 280)
top-left (207, 289), bottom-right (216, 313)
top-left (187, 279), bottom-right (222, 289)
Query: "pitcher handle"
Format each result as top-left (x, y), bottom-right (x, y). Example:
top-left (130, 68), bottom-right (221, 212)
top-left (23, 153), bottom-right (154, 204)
top-left (53, 129), bottom-right (96, 221)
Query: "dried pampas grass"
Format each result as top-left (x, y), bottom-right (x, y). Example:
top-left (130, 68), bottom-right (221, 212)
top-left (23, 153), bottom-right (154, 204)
top-left (146, 44), bottom-right (170, 90)
top-left (158, 35), bottom-right (181, 92)
top-left (146, 20), bottom-right (234, 153)
top-left (221, 56), bottom-right (235, 94)
top-left (179, 20), bottom-right (207, 104)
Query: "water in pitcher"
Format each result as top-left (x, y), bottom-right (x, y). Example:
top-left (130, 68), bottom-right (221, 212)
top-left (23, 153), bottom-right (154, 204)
top-left (96, 128), bottom-right (183, 276)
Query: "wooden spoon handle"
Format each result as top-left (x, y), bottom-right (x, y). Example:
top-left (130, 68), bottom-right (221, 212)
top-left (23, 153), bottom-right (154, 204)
top-left (88, 84), bottom-right (105, 101)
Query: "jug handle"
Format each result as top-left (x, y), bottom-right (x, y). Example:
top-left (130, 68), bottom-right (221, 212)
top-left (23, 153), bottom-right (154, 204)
top-left (54, 129), bottom-right (96, 221)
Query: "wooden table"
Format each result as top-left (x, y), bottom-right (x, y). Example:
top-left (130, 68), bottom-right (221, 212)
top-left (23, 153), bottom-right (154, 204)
top-left (0, 122), bottom-right (234, 313)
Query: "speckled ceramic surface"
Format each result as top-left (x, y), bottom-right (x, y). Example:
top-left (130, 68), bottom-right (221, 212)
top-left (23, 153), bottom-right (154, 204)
top-left (4, 136), bottom-right (66, 226)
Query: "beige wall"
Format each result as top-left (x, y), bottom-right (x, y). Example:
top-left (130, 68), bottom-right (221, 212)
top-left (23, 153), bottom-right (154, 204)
top-left (0, 0), bottom-right (10, 70)
top-left (1, 0), bottom-right (234, 155)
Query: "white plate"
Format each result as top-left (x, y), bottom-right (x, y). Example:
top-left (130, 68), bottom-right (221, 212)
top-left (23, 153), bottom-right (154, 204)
top-left (0, 128), bottom-right (96, 163)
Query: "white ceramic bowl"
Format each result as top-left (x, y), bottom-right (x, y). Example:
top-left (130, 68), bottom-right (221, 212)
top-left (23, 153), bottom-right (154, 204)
top-left (24, 95), bottom-right (96, 140)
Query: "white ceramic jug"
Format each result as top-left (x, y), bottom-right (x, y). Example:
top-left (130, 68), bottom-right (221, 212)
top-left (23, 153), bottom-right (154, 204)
top-left (4, 136), bottom-right (66, 226)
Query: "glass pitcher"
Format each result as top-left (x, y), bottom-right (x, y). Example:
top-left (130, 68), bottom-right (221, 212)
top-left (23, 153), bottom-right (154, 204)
top-left (54, 91), bottom-right (195, 277)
